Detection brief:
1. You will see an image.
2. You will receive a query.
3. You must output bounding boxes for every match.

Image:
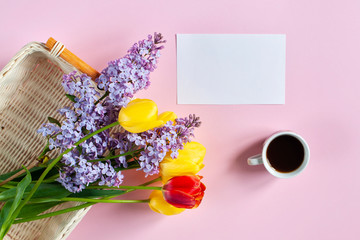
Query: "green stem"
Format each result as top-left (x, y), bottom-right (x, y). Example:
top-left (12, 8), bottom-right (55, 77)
top-left (94, 91), bottom-right (109, 105)
top-left (41, 174), bottom-right (60, 183)
top-left (139, 176), bottom-right (161, 186)
top-left (14, 201), bottom-right (98, 224)
top-left (115, 165), bottom-right (139, 171)
top-left (28, 198), bottom-right (150, 204)
top-left (28, 173), bottom-right (60, 184)
top-left (87, 149), bottom-right (141, 163)
top-left (87, 185), bottom-right (162, 190)
top-left (0, 174), bottom-right (59, 186)
top-left (0, 184), bottom-right (15, 189)
top-left (13, 177), bottom-right (161, 224)
top-left (11, 121), bottom-right (120, 222)
top-left (37, 140), bottom-right (50, 160)
top-left (61, 198), bottom-right (150, 203)
top-left (114, 160), bottom-right (140, 171)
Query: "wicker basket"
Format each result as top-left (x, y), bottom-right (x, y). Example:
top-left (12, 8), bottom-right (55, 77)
top-left (0, 39), bottom-right (99, 240)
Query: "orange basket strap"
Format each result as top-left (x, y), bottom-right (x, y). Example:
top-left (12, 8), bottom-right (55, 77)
top-left (45, 37), bottom-right (100, 80)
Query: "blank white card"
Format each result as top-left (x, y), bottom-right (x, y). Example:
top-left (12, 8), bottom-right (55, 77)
top-left (177, 34), bottom-right (286, 104)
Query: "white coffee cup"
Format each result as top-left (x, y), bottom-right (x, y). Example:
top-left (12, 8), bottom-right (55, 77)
top-left (247, 131), bottom-right (310, 178)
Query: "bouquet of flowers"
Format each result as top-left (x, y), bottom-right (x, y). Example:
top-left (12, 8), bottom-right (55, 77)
top-left (0, 33), bottom-right (206, 238)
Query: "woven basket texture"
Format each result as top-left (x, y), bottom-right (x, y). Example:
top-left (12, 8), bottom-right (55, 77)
top-left (0, 42), bottom-right (91, 240)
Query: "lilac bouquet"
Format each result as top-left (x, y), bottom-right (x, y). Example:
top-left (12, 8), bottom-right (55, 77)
top-left (0, 33), bottom-right (206, 238)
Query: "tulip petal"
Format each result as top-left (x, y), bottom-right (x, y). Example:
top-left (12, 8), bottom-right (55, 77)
top-left (179, 142), bottom-right (206, 166)
top-left (149, 190), bottom-right (185, 215)
top-left (118, 99), bottom-right (177, 133)
top-left (120, 119), bottom-right (166, 134)
top-left (160, 142), bottom-right (206, 183)
top-left (162, 175), bottom-right (206, 209)
top-left (163, 190), bottom-right (196, 209)
top-left (163, 176), bottom-right (203, 196)
top-left (192, 182), bottom-right (206, 208)
top-left (160, 161), bottom-right (203, 183)
top-left (158, 111), bottom-right (177, 123)
top-left (118, 99), bottom-right (158, 123)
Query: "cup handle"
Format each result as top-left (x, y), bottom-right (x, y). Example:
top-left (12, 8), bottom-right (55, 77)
top-left (247, 154), bottom-right (264, 165)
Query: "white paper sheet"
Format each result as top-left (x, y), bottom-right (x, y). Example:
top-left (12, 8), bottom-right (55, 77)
top-left (176, 34), bottom-right (286, 104)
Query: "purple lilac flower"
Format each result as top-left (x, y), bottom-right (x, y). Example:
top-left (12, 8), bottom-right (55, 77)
top-left (37, 33), bottom-right (167, 193)
top-left (37, 123), bottom-right (60, 138)
top-left (57, 152), bottom-right (124, 193)
top-left (95, 32), bottom-right (165, 108)
top-left (125, 114), bottom-right (201, 175)
top-left (38, 72), bottom-right (102, 151)
top-left (110, 132), bottom-right (133, 168)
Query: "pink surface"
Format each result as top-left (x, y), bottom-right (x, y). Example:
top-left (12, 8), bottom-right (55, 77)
top-left (1, 0), bottom-right (360, 239)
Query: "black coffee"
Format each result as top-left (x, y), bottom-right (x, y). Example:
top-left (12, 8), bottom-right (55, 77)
top-left (266, 135), bottom-right (304, 173)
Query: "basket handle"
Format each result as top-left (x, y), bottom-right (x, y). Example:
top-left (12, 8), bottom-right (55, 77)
top-left (45, 37), bottom-right (100, 80)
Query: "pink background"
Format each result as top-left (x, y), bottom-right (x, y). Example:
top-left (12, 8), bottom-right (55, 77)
top-left (1, 0), bottom-right (360, 239)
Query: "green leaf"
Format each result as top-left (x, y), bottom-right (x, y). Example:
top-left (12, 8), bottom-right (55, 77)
top-left (0, 169), bottom-right (22, 181)
top-left (0, 166), bottom-right (43, 181)
top-left (17, 202), bottom-right (62, 219)
top-left (0, 166), bottom-right (58, 183)
top-left (48, 117), bottom-right (61, 127)
top-left (70, 189), bottom-right (125, 199)
top-left (65, 94), bottom-right (77, 103)
top-left (0, 168), bottom-right (32, 238)
top-left (0, 188), bottom-right (17, 202)
top-left (0, 201), bottom-right (14, 237)
top-left (0, 183), bottom-right (71, 202)
top-left (31, 183), bottom-right (71, 199)
top-left (26, 167), bottom-right (57, 182)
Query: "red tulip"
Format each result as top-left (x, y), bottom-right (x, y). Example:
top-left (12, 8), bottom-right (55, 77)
top-left (162, 175), bottom-right (206, 209)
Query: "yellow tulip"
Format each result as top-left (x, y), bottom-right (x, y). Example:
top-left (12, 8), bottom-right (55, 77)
top-left (160, 142), bottom-right (206, 183)
top-left (148, 190), bottom-right (185, 215)
top-left (118, 99), bottom-right (177, 133)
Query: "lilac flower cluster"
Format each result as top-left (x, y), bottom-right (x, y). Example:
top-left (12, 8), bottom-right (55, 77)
top-left (37, 33), bottom-right (166, 193)
top-left (38, 73), bottom-right (123, 192)
top-left (125, 114), bottom-right (201, 175)
top-left (57, 152), bottom-right (123, 193)
top-left (96, 33), bottom-right (166, 108)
